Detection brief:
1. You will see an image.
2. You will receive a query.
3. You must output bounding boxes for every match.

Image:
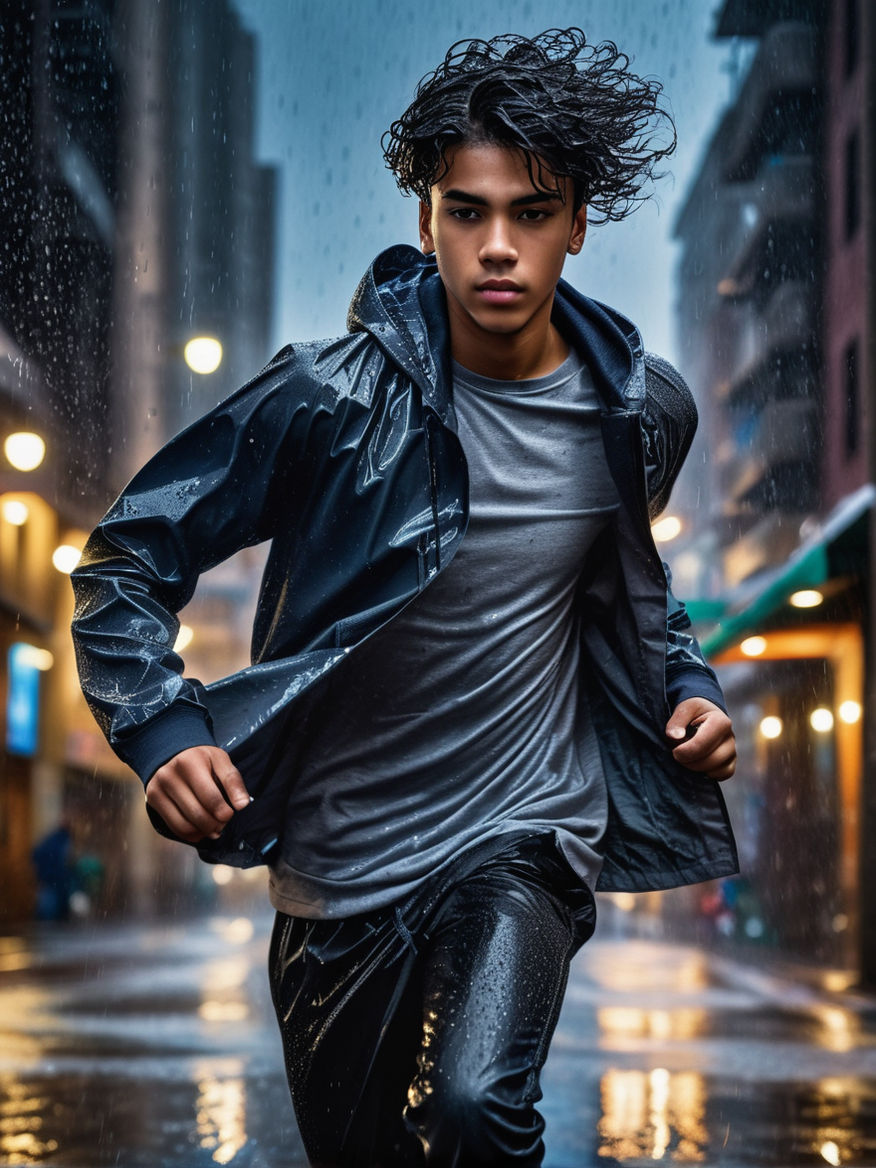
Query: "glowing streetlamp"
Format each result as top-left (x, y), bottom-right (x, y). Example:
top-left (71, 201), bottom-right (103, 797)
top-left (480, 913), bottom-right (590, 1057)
top-left (789, 589), bottom-right (823, 609)
top-left (1, 499), bottom-right (29, 526)
top-left (839, 701), bottom-right (862, 725)
top-left (651, 515), bottom-right (683, 543)
top-left (52, 544), bottom-right (82, 574)
top-left (810, 707), bottom-right (834, 733)
top-left (759, 715), bottom-right (783, 740)
top-left (184, 336), bottom-right (223, 375)
top-left (174, 624), bottom-right (194, 653)
top-left (4, 432), bottom-right (45, 471)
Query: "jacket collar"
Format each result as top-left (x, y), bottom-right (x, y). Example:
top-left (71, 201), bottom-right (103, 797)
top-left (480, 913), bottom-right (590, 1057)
top-left (347, 244), bottom-right (645, 418)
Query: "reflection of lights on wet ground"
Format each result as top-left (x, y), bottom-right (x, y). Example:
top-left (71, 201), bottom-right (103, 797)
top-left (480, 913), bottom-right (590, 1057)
top-left (202, 957), bottom-right (250, 991)
top-left (598, 1068), bottom-right (707, 1162)
top-left (194, 1061), bottom-right (247, 1165)
top-left (813, 1005), bottom-right (857, 1053)
top-left (209, 917), bottom-right (255, 945)
top-left (597, 1006), bottom-right (707, 1043)
top-left (199, 942), bottom-right (252, 1023)
top-left (0, 1078), bottom-right (59, 1162)
top-left (587, 943), bottom-right (710, 994)
top-left (821, 1140), bottom-right (841, 1166)
top-left (199, 1000), bottom-right (250, 1022)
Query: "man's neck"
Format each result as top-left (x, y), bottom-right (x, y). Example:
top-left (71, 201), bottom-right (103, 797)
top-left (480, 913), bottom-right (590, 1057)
top-left (449, 319), bottom-right (570, 382)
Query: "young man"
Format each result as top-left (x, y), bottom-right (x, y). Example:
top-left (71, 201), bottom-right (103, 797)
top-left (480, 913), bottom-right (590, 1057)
top-left (72, 29), bottom-right (737, 1166)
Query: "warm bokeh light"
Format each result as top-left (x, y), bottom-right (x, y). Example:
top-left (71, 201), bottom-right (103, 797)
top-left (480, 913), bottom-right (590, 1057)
top-left (810, 707), bottom-right (834, 733)
top-left (839, 701), bottom-right (862, 725)
top-left (1, 498), bottom-right (29, 525)
top-left (184, 335), bottom-right (223, 374)
top-left (820, 1141), bottom-right (841, 1167)
top-left (51, 544), bottom-right (82, 574)
top-left (760, 715), bottom-right (783, 740)
top-left (211, 866), bottom-right (234, 886)
top-left (740, 635), bottom-right (767, 657)
top-left (4, 431), bottom-right (46, 471)
top-left (174, 623), bottom-right (194, 652)
top-left (651, 515), bottom-right (683, 543)
top-left (789, 588), bottom-right (823, 608)
top-left (16, 645), bottom-right (54, 672)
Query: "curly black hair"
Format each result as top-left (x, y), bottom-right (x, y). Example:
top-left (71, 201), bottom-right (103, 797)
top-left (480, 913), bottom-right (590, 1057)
top-left (382, 28), bottom-right (677, 224)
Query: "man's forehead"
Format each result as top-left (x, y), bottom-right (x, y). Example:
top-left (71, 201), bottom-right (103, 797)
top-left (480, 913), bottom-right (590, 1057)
top-left (433, 142), bottom-right (571, 200)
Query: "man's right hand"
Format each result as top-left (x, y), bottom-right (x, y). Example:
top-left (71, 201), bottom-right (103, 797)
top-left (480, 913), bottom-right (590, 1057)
top-left (145, 745), bottom-right (251, 842)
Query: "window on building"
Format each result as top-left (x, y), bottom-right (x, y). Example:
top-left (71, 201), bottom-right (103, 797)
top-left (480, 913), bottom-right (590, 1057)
top-left (844, 337), bottom-right (860, 458)
top-left (845, 128), bottom-right (861, 240)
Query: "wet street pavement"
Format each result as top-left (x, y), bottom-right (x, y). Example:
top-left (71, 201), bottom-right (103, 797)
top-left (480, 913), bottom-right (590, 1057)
top-left (2, 909), bottom-right (876, 1167)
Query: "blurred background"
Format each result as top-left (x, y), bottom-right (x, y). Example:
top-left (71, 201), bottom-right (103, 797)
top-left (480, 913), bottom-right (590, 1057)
top-left (0, 0), bottom-right (870, 983)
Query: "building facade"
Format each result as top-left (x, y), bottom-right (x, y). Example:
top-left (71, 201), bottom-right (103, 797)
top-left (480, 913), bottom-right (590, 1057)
top-left (0, 0), bottom-right (276, 922)
top-left (669, 0), bottom-right (876, 980)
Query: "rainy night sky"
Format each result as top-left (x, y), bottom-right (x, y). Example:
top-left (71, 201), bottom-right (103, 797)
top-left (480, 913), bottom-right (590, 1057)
top-left (232, 0), bottom-right (748, 364)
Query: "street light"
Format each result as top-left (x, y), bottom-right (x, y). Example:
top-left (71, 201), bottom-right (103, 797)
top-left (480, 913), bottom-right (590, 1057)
top-left (789, 589), bottom-right (823, 608)
top-left (1, 498), bottom-right (29, 526)
top-left (810, 707), bottom-right (834, 733)
top-left (759, 715), bottom-right (783, 739)
top-left (174, 624), bottom-right (194, 652)
top-left (651, 515), bottom-right (682, 543)
top-left (52, 544), bottom-right (82, 574)
top-left (184, 336), bottom-right (223, 375)
top-left (4, 431), bottom-right (45, 471)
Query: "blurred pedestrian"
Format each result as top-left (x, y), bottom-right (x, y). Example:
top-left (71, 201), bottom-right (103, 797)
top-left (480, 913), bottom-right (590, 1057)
top-left (32, 821), bottom-right (73, 921)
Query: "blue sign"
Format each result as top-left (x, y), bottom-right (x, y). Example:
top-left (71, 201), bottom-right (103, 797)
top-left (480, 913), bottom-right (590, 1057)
top-left (6, 643), bottom-right (41, 756)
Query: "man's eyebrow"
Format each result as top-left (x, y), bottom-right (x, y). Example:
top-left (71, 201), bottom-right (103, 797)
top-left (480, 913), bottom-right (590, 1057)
top-left (440, 188), bottom-right (564, 206)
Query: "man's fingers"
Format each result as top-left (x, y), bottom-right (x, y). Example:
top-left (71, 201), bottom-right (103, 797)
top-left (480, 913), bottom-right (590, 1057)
top-left (145, 746), bottom-right (250, 841)
top-left (145, 784), bottom-right (219, 842)
top-left (672, 732), bottom-right (736, 777)
top-left (213, 760), bottom-right (251, 811)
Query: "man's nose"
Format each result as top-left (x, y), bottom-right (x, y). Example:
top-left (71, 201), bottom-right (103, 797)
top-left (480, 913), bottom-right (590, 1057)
top-left (479, 219), bottom-right (518, 263)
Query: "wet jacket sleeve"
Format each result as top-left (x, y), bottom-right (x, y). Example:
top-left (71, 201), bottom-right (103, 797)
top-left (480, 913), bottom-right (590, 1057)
top-left (641, 354), bottom-right (728, 715)
top-left (71, 350), bottom-right (306, 784)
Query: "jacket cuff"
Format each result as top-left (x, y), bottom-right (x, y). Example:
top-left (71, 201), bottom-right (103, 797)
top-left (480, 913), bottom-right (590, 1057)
top-left (666, 667), bottom-right (728, 715)
top-left (118, 706), bottom-right (219, 785)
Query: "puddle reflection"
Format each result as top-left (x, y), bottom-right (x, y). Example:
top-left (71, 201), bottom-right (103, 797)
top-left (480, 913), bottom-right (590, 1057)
top-left (597, 1067), bottom-right (708, 1162)
top-left (194, 1059), bottom-right (247, 1165)
top-left (0, 1078), bottom-right (58, 1163)
top-left (597, 1006), bottom-right (707, 1043)
top-left (812, 1005), bottom-right (859, 1053)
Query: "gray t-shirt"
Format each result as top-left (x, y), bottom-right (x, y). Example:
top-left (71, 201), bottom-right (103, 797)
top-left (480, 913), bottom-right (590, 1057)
top-left (269, 349), bottom-right (620, 917)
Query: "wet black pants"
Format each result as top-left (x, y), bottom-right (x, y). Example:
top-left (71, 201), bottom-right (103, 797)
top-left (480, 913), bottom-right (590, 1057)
top-left (268, 835), bottom-right (596, 1167)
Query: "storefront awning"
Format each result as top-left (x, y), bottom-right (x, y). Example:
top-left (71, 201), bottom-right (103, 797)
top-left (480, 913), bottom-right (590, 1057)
top-left (699, 484), bottom-right (875, 659)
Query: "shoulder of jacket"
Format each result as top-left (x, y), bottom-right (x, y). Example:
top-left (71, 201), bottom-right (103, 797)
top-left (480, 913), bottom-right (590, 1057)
top-left (241, 331), bottom-right (389, 409)
top-left (643, 353), bottom-right (698, 432)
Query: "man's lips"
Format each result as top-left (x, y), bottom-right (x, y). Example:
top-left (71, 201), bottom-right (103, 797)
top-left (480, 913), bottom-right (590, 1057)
top-left (476, 280), bottom-right (523, 303)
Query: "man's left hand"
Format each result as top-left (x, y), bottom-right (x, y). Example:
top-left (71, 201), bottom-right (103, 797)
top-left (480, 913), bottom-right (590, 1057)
top-left (666, 698), bottom-right (736, 781)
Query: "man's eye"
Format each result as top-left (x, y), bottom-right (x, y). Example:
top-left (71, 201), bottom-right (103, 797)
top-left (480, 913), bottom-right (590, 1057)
top-left (520, 209), bottom-right (549, 222)
top-left (449, 208), bottom-right (479, 221)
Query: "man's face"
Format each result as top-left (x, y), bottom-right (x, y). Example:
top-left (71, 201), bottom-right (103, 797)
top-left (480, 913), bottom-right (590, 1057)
top-left (419, 141), bottom-right (587, 349)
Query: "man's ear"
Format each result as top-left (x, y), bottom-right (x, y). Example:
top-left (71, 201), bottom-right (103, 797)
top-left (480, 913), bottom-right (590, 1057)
top-left (419, 201), bottom-right (435, 255)
top-left (567, 205), bottom-right (587, 255)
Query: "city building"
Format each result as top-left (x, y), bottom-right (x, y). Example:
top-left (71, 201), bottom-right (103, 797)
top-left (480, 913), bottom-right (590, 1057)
top-left (0, 0), bottom-right (276, 921)
top-left (669, 0), bottom-right (876, 980)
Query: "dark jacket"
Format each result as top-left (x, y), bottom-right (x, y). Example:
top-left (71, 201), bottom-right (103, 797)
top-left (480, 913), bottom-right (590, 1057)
top-left (71, 245), bottom-right (737, 892)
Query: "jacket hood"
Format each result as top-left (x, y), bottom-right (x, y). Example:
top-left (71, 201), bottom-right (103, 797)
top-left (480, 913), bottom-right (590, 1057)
top-left (346, 243), bottom-right (644, 415)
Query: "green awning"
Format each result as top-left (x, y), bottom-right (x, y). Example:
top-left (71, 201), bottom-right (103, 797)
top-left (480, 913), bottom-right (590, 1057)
top-left (699, 485), bottom-right (874, 659)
